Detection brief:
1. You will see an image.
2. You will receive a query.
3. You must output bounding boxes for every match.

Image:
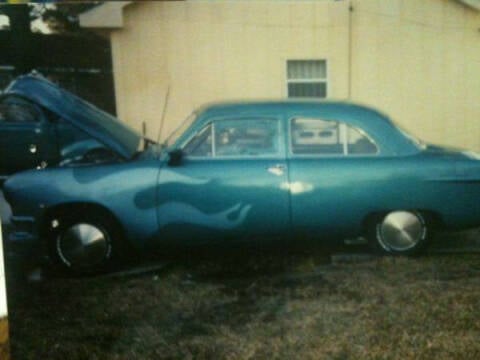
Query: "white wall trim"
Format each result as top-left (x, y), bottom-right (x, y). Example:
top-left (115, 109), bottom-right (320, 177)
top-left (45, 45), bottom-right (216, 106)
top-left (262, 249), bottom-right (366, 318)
top-left (0, 221), bottom-right (8, 319)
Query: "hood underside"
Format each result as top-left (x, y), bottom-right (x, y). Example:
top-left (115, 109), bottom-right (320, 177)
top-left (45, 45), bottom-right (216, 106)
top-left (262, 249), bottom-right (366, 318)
top-left (4, 74), bottom-right (142, 159)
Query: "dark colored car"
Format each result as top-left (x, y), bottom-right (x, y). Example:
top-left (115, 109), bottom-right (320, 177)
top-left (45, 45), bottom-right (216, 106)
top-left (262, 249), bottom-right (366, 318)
top-left (4, 74), bottom-right (480, 274)
top-left (0, 73), bottom-right (115, 182)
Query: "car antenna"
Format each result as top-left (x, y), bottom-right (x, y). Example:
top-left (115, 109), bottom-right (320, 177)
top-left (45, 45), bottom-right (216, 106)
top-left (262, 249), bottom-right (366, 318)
top-left (157, 84), bottom-right (170, 144)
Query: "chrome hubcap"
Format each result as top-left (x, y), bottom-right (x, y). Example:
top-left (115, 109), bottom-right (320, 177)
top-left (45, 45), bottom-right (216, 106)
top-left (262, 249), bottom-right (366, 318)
top-left (378, 211), bottom-right (426, 252)
top-left (57, 223), bottom-right (111, 268)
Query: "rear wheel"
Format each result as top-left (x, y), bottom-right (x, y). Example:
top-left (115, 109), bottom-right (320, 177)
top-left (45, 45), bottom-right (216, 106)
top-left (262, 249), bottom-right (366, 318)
top-left (368, 211), bottom-right (430, 255)
top-left (48, 213), bottom-right (122, 275)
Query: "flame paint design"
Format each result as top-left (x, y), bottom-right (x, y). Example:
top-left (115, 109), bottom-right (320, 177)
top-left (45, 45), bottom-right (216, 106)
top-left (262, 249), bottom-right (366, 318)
top-left (158, 202), bottom-right (252, 229)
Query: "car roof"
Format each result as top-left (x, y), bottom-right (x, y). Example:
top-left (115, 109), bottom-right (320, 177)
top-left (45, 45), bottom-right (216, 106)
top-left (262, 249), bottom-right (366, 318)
top-left (190, 100), bottom-right (420, 156)
top-left (197, 100), bottom-right (389, 120)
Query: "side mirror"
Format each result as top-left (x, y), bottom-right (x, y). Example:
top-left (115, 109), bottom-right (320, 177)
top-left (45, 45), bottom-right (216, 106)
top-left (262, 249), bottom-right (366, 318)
top-left (168, 149), bottom-right (183, 166)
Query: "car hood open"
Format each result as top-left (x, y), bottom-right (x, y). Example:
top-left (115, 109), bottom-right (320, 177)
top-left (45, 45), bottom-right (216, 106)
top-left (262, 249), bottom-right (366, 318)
top-left (4, 74), bottom-right (142, 159)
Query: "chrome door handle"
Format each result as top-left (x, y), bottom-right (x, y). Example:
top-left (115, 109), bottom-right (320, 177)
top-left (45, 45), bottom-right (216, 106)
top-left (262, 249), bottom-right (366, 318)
top-left (267, 164), bottom-right (285, 176)
top-left (29, 144), bottom-right (37, 154)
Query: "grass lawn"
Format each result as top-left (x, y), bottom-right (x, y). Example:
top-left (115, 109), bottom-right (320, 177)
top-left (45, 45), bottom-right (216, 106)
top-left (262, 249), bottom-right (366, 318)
top-left (6, 249), bottom-right (480, 360)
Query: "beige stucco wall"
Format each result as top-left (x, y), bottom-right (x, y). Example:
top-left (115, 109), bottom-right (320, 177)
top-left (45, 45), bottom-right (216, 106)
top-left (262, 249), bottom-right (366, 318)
top-left (111, 0), bottom-right (350, 142)
top-left (350, 0), bottom-right (480, 150)
top-left (110, 0), bottom-right (480, 151)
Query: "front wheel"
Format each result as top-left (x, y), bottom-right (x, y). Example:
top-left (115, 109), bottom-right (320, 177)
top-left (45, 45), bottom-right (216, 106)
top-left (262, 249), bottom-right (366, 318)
top-left (48, 214), bottom-right (121, 275)
top-left (368, 211), bottom-right (430, 256)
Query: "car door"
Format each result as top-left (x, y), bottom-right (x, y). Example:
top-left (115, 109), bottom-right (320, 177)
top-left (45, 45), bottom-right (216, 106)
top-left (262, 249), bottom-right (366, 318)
top-left (286, 116), bottom-right (380, 241)
top-left (0, 96), bottom-right (58, 179)
top-left (155, 116), bottom-right (290, 247)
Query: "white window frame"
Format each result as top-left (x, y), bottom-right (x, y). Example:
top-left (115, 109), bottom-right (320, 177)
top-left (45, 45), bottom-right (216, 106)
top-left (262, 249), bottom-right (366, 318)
top-left (286, 59), bottom-right (328, 99)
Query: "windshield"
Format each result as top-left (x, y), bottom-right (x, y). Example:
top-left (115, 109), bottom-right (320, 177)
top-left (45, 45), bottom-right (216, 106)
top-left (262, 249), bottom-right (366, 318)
top-left (164, 112), bottom-right (197, 147)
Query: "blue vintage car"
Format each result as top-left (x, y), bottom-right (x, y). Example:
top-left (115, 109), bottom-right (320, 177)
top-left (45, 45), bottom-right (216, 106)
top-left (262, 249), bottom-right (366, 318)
top-left (0, 73), bottom-right (114, 181)
top-left (3, 75), bottom-right (480, 273)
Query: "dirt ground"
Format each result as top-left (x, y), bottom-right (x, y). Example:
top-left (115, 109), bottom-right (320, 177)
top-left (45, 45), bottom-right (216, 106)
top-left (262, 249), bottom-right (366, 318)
top-left (5, 247), bottom-right (480, 360)
top-left (0, 317), bottom-right (9, 359)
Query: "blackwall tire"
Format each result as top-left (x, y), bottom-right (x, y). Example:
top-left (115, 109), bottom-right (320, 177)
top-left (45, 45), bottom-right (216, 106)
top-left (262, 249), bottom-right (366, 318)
top-left (48, 214), bottom-right (122, 275)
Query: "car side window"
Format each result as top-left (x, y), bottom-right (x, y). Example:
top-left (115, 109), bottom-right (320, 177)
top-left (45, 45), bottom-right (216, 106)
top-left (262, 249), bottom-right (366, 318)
top-left (290, 118), bottom-right (378, 155)
top-left (183, 118), bottom-right (280, 158)
top-left (0, 97), bottom-right (41, 123)
top-left (214, 118), bottom-right (279, 157)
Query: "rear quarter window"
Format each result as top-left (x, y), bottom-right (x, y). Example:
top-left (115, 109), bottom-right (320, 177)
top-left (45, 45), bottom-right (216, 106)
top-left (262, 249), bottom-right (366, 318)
top-left (290, 117), bottom-right (378, 156)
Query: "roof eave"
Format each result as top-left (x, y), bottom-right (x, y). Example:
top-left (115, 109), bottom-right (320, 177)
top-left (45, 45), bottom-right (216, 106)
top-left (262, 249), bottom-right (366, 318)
top-left (78, 0), bottom-right (480, 30)
top-left (79, 1), bottom-right (132, 29)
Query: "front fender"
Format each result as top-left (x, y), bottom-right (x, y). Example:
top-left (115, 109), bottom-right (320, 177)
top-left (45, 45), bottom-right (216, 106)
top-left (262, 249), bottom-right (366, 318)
top-left (3, 159), bottom-right (162, 249)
